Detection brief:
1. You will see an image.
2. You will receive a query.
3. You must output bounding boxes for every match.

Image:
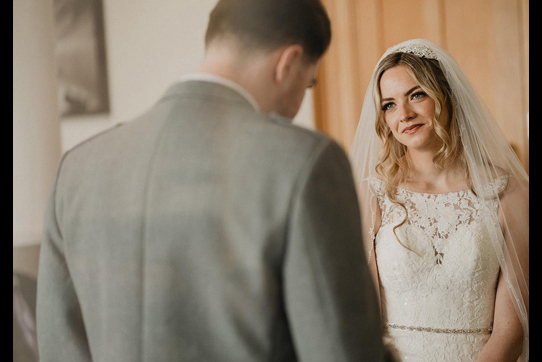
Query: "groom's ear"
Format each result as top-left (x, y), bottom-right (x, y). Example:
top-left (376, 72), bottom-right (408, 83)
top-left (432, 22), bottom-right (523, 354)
top-left (274, 44), bottom-right (304, 84)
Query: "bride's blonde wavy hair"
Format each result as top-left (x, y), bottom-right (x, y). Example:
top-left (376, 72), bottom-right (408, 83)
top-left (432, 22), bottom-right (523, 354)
top-left (373, 52), bottom-right (471, 254)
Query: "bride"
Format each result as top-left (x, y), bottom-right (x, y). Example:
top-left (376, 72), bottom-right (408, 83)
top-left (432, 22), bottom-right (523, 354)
top-left (350, 39), bottom-right (529, 361)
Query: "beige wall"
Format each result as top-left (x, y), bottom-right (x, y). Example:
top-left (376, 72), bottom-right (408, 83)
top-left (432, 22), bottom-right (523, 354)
top-left (14, 0), bottom-right (61, 276)
top-left (60, 0), bottom-right (315, 151)
top-left (315, 0), bottom-right (529, 172)
top-left (14, 0), bottom-right (61, 248)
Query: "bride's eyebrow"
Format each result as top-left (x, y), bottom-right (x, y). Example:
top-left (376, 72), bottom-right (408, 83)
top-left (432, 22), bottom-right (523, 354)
top-left (381, 86), bottom-right (422, 103)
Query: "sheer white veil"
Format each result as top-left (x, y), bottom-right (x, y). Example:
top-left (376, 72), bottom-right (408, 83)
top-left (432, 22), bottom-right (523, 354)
top-left (349, 39), bottom-right (529, 360)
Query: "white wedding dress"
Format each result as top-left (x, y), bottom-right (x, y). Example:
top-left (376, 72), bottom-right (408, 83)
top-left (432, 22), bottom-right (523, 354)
top-left (370, 175), bottom-right (508, 361)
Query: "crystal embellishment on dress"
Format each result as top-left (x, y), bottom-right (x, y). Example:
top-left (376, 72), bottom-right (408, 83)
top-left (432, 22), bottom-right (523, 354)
top-left (386, 323), bottom-right (493, 335)
top-left (395, 44), bottom-right (439, 60)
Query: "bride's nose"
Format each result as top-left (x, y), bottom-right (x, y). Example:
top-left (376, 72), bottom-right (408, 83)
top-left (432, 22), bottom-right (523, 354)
top-left (398, 103), bottom-right (415, 122)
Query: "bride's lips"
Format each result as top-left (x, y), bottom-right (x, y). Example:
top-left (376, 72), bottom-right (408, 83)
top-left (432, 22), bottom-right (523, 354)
top-left (402, 124), bottom-right (423, 134)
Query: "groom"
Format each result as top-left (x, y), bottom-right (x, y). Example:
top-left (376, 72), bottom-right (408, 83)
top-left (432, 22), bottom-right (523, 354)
top-left (37, 0), bottom-right (386, 361)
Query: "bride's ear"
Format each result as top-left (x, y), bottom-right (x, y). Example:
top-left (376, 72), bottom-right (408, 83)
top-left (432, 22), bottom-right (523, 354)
top-left (274, 44), bottom-right (304, 85)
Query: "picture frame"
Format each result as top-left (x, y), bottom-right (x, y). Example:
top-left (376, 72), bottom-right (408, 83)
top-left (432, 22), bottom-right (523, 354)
top-left (53, 0), bottom-right (110, 117)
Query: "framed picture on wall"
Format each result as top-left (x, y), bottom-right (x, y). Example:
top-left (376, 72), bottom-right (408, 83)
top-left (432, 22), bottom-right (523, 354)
top-left (53, 0), bottom-right (110, 117)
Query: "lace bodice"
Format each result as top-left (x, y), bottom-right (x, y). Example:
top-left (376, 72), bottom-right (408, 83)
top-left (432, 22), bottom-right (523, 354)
top-left (370, 176), bottom-right (507, 361)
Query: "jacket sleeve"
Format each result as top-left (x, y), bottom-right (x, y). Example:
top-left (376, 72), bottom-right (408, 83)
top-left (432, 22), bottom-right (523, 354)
top-left (283, 139), bottom-right (385, 362)
top-left (36, 159), bottom-right (92, 362)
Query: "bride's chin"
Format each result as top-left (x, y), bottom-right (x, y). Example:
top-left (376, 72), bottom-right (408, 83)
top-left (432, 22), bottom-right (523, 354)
top-left (403, 133), bottom-right (441, 149)
top-left (404, 139), bottom-right (440, 152)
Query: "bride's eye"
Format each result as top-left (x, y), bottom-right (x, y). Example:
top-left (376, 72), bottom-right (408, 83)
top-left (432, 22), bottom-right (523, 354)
top-left (411, 91), bottom-right (427, 100)
top-left (382, 102), bottom-right (394, 111)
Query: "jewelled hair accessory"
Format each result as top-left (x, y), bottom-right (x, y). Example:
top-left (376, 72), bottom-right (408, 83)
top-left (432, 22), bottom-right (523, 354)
top-left (395, 44), bottom-right (439, 60)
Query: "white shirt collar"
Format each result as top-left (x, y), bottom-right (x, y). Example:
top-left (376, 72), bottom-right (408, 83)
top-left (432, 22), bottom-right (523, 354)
top-left (179, 73), bottom-right (260, 112)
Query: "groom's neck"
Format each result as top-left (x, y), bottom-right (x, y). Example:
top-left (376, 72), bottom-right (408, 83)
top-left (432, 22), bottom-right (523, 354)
top-left (199, 40), bottom-right (281, 115)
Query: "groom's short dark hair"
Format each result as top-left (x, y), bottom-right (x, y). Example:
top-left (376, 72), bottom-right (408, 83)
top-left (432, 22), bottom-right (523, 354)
top-left (205, 0), bottom-right (331, 62)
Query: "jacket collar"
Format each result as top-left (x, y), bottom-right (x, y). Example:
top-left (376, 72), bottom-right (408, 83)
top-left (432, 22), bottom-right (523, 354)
top-left (160, 75), bottom-right (260, 113)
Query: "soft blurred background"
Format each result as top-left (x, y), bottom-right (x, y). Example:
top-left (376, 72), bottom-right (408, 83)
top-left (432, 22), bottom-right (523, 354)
top-left (13, 0), bottom-right (528, 360)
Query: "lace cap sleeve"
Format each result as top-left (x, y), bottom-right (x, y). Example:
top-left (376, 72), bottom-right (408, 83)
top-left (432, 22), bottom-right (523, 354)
top-left (480, 174), bottom-right (510, 198)
top-left (366, 176), bottom-right (385, 199)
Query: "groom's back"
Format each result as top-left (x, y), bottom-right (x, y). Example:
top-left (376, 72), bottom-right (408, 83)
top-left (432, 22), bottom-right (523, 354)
top-left (51, 80), bottom-right (336, 361)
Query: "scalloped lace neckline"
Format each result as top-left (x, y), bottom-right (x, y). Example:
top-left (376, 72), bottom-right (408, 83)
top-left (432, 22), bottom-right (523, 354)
top-left (368, 175), bottom-right (508, 197)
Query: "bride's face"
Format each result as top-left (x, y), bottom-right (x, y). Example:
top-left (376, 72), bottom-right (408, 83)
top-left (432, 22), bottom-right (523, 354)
top-left (379, 65), bottom-right (442, 152)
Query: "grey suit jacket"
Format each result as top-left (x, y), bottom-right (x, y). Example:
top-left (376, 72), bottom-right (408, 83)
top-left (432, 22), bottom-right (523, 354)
top-left (37, 80), bottom-right (385, 362)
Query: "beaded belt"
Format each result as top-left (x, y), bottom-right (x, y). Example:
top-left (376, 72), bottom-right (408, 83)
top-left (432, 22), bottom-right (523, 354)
top-left (386, 323), bottom-right (493, 335)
